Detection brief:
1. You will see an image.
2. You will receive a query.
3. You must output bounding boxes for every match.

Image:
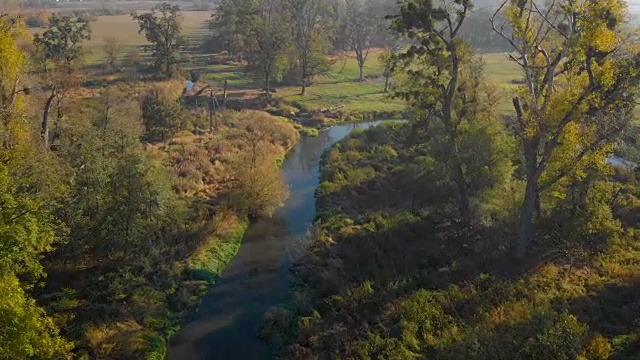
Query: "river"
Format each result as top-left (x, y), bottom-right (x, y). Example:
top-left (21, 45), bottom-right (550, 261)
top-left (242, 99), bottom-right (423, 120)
top-left (167, 121), bottom-right (385, 360)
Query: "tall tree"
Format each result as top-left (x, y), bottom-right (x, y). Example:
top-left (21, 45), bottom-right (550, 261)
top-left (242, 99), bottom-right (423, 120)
top-left (209, 0), bottom-right (259, 62)
top-left (286, 0), bottom-right (333, 95)
top-left (58, 86), bottom-right (180, 264)
top-left (230, 112), bottom-right (290, 218)
top-left (33, 14), bottom-right (90, 148)
top-left (343, 0), bottom-right (377, 81)
top-left (0, 14), bottom-right (72, 358)
top-left (140, 87), bottom-right (184, 141)
top-left (132, 2), bottom-right (185, 78)
top-left (248, 1), bottom-right (291, 97)
top-left (375, 0), bottom-right (402, 93)
top-left (491, 0), bottom-right (640, 256)
top-left (103, 36), bottom-right (124, 69)
top-left (0, 14), bottom-right (28, 148)
top-left (391, 0), bottom-right (474, 219)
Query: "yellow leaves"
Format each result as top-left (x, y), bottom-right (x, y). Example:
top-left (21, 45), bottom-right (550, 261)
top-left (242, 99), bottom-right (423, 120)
top-left (581, 23), bottom-right (617, 52)
top-left (0, 15), bottom-right (27, 139)
top-left (505, 2), bottom-right (539, 44)
top-left (594, 59), bottom-right (616, 90)
top-left (0, 17), bottom-right (25, 88)
top-left (539, 120), bottom-right (614, 204)
top-left (0, 273), bottom-right (73, 359)
top-left (542, 75), bottom-right (588, 126)
top-left (484, 300), bottom-right (532, 326)
top-left (581, 334), bottom-right (612, 360)
top-left (578, 0), bottom-right (625, 52)
top-left (505, 4), bottom-right (525, 37)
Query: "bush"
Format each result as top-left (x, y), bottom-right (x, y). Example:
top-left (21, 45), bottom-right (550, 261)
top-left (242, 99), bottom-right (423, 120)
top-left (141, 88), bottom-right (185, 142)
top-left (299, 127), bottom-right (319, 137)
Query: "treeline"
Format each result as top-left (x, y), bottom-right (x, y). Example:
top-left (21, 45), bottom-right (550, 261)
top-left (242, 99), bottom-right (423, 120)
top-left (262, 0), bottom-right (640, 358)
top-left (207, 0), bottom-right (400, 95)
top-left (0, 9), bottom-right (298, 360)
top-left (206, 0), bottom-right (511, 97)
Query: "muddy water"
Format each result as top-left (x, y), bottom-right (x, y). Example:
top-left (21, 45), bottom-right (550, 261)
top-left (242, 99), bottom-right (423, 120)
top-left (167, 121), bottom-right (384, 360)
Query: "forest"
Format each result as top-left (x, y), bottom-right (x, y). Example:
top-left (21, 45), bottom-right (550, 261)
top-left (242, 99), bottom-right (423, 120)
top-left (1, 0), bottom-right (640, 359)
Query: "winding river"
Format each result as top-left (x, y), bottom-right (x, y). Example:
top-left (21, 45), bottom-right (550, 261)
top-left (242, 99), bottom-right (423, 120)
top-left (167, 121), bottom-right (384, 360)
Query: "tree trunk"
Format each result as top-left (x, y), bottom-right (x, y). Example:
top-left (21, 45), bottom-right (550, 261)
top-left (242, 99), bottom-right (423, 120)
top-left (519, 177), bottom-right (539, 258)
top-left (452, 143), bottom-right (470, 220)
top-left (42, 92), bottom-right (56, 148)
top-left (339, 55), bottom-right (347, 74)
top-left (512, 96), bottom-right (544, 256)
top-left (442, 46), bottom-right (469, 220)
top-left (301, 81), bottom-right (307, 96)
top-left (383, 62), bottom-right (391, 92)
top-left (358, 62), bottom-right (364, 81)
top-left (209, 97), bottom-right (214, 133)
top-left (222, 80), bottom-right (228, 109)
top-left (265, 71), bottom-right (271, 99)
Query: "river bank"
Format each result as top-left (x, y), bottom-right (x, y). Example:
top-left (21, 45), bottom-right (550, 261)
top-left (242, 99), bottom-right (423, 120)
top-left (166, 121), bottom-right (386, 360)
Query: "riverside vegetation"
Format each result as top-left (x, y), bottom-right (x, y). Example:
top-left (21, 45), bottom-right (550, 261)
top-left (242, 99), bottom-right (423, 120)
top-left (2, 0), bottom-right (640, 360)
top-left (260, 0), bottom-right (640, 359)
top-left (0, 6), bottom-right (298, 359)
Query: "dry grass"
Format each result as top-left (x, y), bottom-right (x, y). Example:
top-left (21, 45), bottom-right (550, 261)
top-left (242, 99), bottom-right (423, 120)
top-left (86, 11), bottom-right (209, 46)
top-left (79, 11), bottom-right (210, 65)
top-left (84, 320), bottom-right (147, 359)
top-left (154, 110), bottom-right (298, 198)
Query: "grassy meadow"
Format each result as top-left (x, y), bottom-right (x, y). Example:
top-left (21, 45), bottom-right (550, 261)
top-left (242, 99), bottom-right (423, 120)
top-left (77, 12), bottom-right (525, 117)
top-left (81, 12), bottom-right (640, 125)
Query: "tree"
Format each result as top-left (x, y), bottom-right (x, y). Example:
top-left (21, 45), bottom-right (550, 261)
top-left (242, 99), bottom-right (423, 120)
top-left (375, 0), bottom-right (402, 93)
top-left (140, 87), bottom-right (184, 141)
top-left (1, 273), bottom-right (73, 359)
top-left (248, 4), bottom-right (291, 97)
top-left (103, 36), bottom-right (124, 69)
top-left (491, 0), bottom-right (640, 256)
top-left (391, 0), bottom-right (474, 219)
top-left (132, 2), bottom-right (185, 78)
top-left (343, 0), bottom-right (377, 81)
top-left (124, 49), bottom-right (142, 80)
top-left (230, 112), bottom-right (290, 218)
top-left (208, 0), bottom-right (259, 61)
top-left (34, 15), bottom-right (91, 66)
top-left (378, 46), bottom-right (395, 93)
top-left (0, 14), bottom-right (72, 358)
top-left (0, 14), bottom-right (29, 148)
top-left (286, 0), bottom-right (334, 95)
top-left (378, 33), bottom-right (402, 93)
top-left (58, 86), bottom-right (180, 263)
top-left (33, 14), bottom-right (91, 148)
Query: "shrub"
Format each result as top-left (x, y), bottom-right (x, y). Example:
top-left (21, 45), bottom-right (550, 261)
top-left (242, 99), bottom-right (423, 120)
top-left (141, 88), bottom-right (185, 142)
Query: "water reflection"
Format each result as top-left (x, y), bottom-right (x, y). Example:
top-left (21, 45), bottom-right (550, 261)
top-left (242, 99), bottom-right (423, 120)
top-left (278, 121), bottom-right (384, 258)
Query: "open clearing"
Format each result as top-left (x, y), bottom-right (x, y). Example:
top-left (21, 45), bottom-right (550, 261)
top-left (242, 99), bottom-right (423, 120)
top-left (79, 14), bottom-right (530, 116)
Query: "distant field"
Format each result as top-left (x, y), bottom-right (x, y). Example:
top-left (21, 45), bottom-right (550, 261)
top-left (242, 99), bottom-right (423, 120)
top-left (73, 13), bottom-right (520, 115)
top-left (276, 52), bottom-right (520, 115)
top-left (82, 11), bottom-right (211, 64)
top-left (47, 12), bottom-right (638, 119)
top-left (481, 52), bottom-right (521, 113)
top-left (29, 11), bottom-right (640, 120)
top-left (482, 52), bottom-right (520, 85)
top-left (277, 51), bottom-right (406, 114)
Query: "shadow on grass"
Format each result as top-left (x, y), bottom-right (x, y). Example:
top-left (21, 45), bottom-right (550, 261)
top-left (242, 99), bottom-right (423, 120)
top-left (569, 281), bottom-right (640, 359)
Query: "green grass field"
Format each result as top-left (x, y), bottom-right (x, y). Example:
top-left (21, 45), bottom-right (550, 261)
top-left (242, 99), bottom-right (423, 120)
top-left (276, 52), bottom-right (406, 113)
top-left (62, 12), bottom-right (640, 121)
top-left (77, 13), bottom-right (526, 116)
